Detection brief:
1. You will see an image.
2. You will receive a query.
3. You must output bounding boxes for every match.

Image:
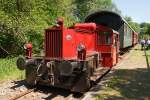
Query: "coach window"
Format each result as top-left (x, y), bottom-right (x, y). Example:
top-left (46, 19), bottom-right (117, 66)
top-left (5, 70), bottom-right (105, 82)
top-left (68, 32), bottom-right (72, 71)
top-left (98, 31), bottom-right (111, 45)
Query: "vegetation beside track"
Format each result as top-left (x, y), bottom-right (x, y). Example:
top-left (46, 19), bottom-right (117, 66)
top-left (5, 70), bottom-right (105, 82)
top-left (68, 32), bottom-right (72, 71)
top-left (0, 57), bottom-right (24, 80)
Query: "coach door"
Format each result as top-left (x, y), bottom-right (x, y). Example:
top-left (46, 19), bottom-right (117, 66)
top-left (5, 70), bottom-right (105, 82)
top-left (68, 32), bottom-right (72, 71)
top-left (96, 30), bottom-right (113, 67)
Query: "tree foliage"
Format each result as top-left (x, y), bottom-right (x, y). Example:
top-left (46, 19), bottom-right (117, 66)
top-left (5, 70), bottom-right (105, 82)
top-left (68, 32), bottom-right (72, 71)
top-left (74, 0), bottom-right (112, 20)
top-left (2, 0), bottom-right (142, 57)
top-left (0, 0), bottom-right (48, 56)
top-left (139, 23), bottom-right (150, 39)
top-left (0, 0), bottom-right (115, 57)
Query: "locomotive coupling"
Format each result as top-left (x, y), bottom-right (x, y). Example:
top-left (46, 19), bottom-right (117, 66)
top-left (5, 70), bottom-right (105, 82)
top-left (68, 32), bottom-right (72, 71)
top-left (57, 61), bottom-right (78, 76)
top-left (16, 57), bottom-right (36, 70)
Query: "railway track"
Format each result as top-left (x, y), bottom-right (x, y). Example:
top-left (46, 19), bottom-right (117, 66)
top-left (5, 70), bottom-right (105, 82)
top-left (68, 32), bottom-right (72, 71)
top-left (6, 83), bottom-right (84, 100)
top-left (8, 73), bottom-right (108, 100)
top-left (10, 88), bottom-right (35, 100)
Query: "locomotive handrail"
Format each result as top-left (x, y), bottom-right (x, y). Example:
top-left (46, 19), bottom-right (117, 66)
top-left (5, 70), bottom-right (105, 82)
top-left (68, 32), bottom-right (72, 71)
top-left (75, 29), bottom-right (95, 33)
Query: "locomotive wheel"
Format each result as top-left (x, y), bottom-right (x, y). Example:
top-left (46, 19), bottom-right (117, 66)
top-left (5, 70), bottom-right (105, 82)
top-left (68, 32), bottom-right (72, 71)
top-left (72, 61), bottom-right (91, 93)
top-left (72, 72), bottom-right (91, 93)
top-left (84, 57), bottom-right (98, 90)
top-left (26, 60), bottom-right (48, 86)
top-left (25, 63), bottom-right (37, 86)
top-left (84, 71), bottom-right (91, 91)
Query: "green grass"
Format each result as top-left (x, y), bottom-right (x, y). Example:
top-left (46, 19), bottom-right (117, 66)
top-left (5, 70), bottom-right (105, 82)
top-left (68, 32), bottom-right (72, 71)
top-left (0, 57), bottom-right (25, 80)
top-left (96, 95), bottom-right (105, 100)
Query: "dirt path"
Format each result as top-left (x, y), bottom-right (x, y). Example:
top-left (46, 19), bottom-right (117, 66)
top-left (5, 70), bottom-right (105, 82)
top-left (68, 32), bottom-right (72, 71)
top-left (83, 45), bottom-right (150, 100)
top-left (115, 45), bottom-right (148, 69)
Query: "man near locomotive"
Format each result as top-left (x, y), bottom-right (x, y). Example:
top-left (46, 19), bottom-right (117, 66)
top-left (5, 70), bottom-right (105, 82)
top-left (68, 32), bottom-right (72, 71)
top-left (146, 39), bottom-right (150, 50)
top-left (140, 39), bottom-right (145, 50)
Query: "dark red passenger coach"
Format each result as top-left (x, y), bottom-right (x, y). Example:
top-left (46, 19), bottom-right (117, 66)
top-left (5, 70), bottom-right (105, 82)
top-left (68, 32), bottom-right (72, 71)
top-left (16, 11), bottom-right (138, 92)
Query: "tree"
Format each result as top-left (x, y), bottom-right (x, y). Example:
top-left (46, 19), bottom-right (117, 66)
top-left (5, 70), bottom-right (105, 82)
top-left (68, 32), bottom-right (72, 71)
top-left (0, 0), bottom-right (49, 56)
top-left (138, 23), bottom-right (150, 39)
top-left (107, 2), bottom-right (121, 14)
top-left (140, 23), bottom-right (150, 34)
top-left (74, 0), bottom-right (112, 21)
top-left (129, 22), bottom-right (140, 33)
top-left (124, 16), bottom-right (132, 22)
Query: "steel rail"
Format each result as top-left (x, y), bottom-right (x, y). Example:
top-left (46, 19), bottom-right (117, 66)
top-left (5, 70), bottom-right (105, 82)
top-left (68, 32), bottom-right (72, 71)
top-left (10, 88), bottom-right (35, 100)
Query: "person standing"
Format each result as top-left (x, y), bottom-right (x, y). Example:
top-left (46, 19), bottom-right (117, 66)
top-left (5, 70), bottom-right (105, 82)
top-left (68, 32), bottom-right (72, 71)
top-left (140, 39), bottom-right (145, 50)
top-left (146, 39), bottom-right (150, 50)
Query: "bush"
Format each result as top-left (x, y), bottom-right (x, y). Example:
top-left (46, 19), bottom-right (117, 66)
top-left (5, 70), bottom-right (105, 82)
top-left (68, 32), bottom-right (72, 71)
top-left (0, 57), bottom-right (25, 80)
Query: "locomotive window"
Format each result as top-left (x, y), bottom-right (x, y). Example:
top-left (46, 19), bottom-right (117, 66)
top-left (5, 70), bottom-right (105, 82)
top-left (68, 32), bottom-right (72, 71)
top-left (114, 34), bottom-right (117, 46)
top-left (97, 31), bottom-right (111, 45)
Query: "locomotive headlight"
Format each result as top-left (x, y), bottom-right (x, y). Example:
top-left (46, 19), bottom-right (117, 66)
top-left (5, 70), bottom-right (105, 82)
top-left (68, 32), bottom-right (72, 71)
top-left (24, 44), bottom-right (27, 49)
top-left (77, 44), bottom-right (85, 52)
top-left (23, 43), bottom-right (32, 49)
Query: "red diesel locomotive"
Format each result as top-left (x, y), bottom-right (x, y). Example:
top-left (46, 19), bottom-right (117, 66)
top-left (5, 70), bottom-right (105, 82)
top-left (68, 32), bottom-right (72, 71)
top-left (17, 11), bottom-right (138, 92)
top-left (17, 18), bottom-right (120, 92)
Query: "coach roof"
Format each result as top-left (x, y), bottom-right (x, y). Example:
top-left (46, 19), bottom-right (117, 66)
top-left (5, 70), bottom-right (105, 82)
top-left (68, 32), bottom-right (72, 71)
top-left (85, 10), bottom-right (134, 32)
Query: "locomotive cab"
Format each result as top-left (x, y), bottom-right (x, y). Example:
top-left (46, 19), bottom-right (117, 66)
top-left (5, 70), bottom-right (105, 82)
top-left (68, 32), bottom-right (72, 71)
top-left (96, 25), bottom-right (119, 67)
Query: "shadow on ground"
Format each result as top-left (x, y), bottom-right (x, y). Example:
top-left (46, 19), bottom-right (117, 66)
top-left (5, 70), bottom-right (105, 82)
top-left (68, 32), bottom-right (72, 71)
top-left (91, 68), bottom-right (150, 100)
top-left (10, 70), bottom-right (150, 99)
top-left (90, 47), bottom-right (150, 100)
top-left (11, 80), bottom-right (83, 100)
top-left (36, 85), bottom-right (83, 100)
top-left (11, 80), bottom-right (27, 89)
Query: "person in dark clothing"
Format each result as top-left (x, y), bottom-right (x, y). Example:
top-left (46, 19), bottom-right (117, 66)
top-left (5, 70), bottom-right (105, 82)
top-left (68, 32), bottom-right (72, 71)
top-left (140, 39), bottom-right (145, 50)
top-left (146, 39), bottom-right (150, 50)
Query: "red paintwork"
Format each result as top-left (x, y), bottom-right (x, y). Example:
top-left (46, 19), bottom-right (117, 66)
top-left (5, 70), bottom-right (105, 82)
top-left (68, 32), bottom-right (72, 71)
top-left (25, 43), bottom-right (32, 58)
top-left (63, 27), bottom-right (95, 59)
top-left (45, 22), bottom-right (120, 67)
top-left (95, 25), bottom-right (119, 68)
top-left (75, 23), bottom-right (96, 31)
top-left (132, 31), bottom-right (138, 46)
top-left (26, 43), bottom-right (32, 49)
top-left (134, 32), bottom-right (138, 44)
top-left (45, 23), bottom-right (96, 60)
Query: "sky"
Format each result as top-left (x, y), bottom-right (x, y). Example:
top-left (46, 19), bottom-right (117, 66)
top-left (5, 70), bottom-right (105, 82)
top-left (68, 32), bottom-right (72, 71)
top-left (113, 0), bottom-right (150, 23)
